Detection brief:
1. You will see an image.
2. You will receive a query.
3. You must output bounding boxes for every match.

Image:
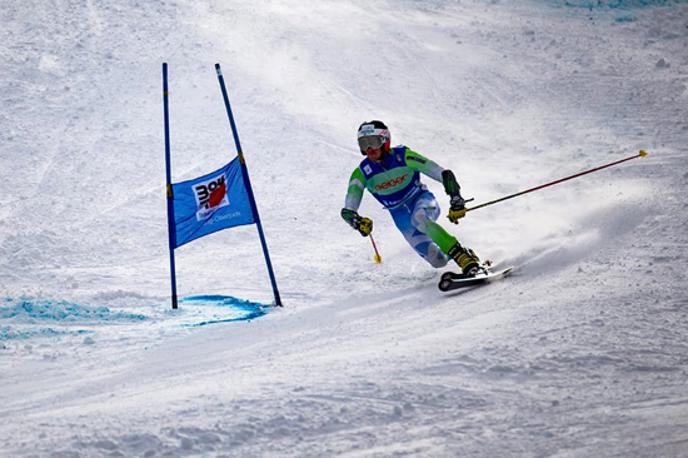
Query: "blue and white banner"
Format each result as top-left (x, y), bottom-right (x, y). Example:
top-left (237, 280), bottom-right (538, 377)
top-left (171, 157), bottom-right (255, 248)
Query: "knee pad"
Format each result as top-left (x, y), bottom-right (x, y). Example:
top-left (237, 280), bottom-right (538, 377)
top-left (426, 243), bottom-right (449, 268)
top-left (412, 203), bottom-right (439, 232)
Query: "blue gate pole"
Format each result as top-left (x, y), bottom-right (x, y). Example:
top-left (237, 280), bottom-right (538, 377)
top-left (214, 63), bottom-right (282, 307)
top-left (162, 63), bottom-right (179, 309)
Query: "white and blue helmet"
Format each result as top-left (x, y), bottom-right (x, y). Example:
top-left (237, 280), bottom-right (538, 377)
top-left (357, 120), bottom-right (391, 154)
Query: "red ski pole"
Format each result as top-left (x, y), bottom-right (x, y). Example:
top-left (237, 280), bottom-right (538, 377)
top-left (370, 234), bottom-right (382, 264)
top-left (466, 150), bottom-right (648, 214)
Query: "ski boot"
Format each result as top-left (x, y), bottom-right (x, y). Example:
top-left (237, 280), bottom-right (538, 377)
top-left (447, 242), bottom-right (481, 276)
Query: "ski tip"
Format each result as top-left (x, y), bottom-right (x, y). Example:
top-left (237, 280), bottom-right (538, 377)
top-left (639, 149), bottom-right (649, 157)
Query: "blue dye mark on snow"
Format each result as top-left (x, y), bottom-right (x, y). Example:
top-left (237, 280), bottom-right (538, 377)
top-left (0, 325), bottom-right (92, 341)
top-left (1, 297), bottom-right (148, 323)
top-left (555, 0), bottom-right (680, 8)
top-left (0, 295), bottom-right (268, 340)
top-left (179, 295), bottom-right (270, 327)
top-left (0, 297), bottom-right (147, 341)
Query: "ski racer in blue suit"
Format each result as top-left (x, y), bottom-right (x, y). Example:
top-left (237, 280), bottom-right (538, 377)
top-left (341, 120), bottom-right (481, 275)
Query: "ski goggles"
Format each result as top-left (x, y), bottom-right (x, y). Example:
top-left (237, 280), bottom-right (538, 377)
top-left (358, 135), bottom-right (385, 153)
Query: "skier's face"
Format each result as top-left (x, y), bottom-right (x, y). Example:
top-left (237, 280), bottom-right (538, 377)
top-left (365, 146), bottom-right (383, 162)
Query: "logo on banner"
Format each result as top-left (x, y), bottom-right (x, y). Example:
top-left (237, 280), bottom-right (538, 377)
top-left (193, 173), bottom-right (229, 220)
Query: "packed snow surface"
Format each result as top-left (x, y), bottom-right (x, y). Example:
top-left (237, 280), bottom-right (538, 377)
top-left (1, 0), bottom-right (687, 456)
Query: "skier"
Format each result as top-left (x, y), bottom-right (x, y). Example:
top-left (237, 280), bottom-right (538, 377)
top-left (341, 120), bottom-right (482, 275)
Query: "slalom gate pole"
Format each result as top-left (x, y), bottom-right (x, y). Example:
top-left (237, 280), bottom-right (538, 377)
top-left (162, 63), bottom-right (179, 309)
top-left (370, 234), bottom-right (382, 264)
top-left (466, 150), bottom-right (648, 214)
top-left (214, 63), bottom-right (283, 307)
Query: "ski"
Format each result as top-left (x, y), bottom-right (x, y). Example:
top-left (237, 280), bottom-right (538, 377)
top-left (438, 266), bottom-right (514, 292)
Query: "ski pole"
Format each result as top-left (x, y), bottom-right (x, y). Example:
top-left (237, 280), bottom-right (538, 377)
top-left (370, 234), bottom-right (382, 264)
top-left (466, 150), bottom-right (648, 214)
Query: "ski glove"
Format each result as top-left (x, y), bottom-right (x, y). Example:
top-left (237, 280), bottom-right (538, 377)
top-left (356, 217), bottom-right (373, 236)
top-left (448, 196), bottom-right (467, 224)
top-left (341, 208), bottom-right (373, 237)
top-left (442, 170), bottom-right (467, 224)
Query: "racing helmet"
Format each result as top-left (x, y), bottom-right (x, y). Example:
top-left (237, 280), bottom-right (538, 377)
top-left (357, 120), bottom-right (391, 155)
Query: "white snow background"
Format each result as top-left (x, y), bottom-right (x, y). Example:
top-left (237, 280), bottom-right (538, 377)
top-left (1, 0), bottom-right (687, 456)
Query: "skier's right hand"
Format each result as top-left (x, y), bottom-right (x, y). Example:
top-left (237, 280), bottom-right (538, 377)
top-left (341, 208), bottom-right (373, 237)
top-left (354, 216), bottom-right (373, 237)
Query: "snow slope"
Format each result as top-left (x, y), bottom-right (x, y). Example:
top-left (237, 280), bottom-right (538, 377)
top-left (1, 0), bottom-right (687, 456)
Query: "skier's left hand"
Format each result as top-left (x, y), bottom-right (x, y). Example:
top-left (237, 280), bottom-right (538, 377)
top-left (447, 195), bottom-right (467, 224)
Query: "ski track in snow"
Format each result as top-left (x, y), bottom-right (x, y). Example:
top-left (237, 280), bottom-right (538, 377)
top-left (1, 0), bottom-right (688, 456)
